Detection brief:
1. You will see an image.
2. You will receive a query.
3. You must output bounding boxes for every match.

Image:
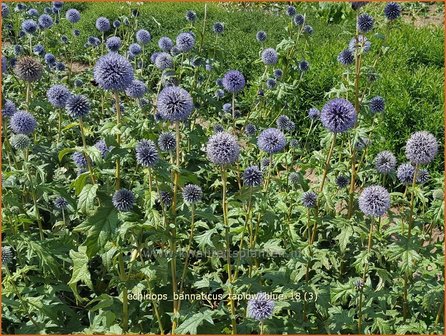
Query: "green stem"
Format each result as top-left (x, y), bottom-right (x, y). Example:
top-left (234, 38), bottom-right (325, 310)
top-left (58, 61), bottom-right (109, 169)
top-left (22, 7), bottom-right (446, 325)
top-left (114, 92), bottom-right (122, 190)
top-left (79, 117), bottom-right (96, 184)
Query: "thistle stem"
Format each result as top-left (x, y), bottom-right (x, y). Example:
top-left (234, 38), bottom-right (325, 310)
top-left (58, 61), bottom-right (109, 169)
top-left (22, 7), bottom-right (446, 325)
top-left (114, 91), bottom-right (122, 190)
top-left (79, 117), bottom-right (96, 184)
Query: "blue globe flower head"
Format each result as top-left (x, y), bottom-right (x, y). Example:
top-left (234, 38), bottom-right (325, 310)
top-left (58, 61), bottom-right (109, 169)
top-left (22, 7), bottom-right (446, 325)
top-left (248, 292), bottom-right (275, 321)
top-left (213, 22), bottom-right (224, 34)
top-left (245, 123), bottom-right (257, 136)
top-left (38, 14), bottom-right (53, 29)
top-left (206, 131), bottom-right (240, 166)
top-left (129, 43), bottom-right (142, 55)
top-left (213, 123), bottom-right (225, 133)
top-left (131, 9), bottom-right (140, 17)
top-left (351, 2), bottom-right (369, 10)
top-left (66, 8), bottom-right (80, 23)
top-left (260, 157), bottom-right (271, 171)
top-left (384, 2), bottom-right (401, 20)
top-left (2, 100), bottom-right (17, 118)
top-left (106, 36), bottom-right (121, 52)
top-left (182, 184), bottom-right (203, 204)
top-left (96, 17), bottom-right (110, 32)
top-left (261, 48), bottom-right (278, 65)
top-left (256, 31), bottom-right (267, 42)
top-left (369, 96), bottom-right (385, 113)
top-left (136, 139), bottom-right (159, 167)
top-left (136, 29), bottom-right (151, 45)
top-left (95, 139), bottom-right (109, 158)
top-left (27, 8), bottom-right (38, 16)
top-left (113, 188), bottom-right (135, 212)
top-left (308, 107), bottom-right (320, 120)
top-left (94, 53), bottom-right (134, 91)
top-left (158, 37), bottom-right (173, 52)
top-left (374, 150), bottom-right (396, 174)
top-left (54, 196), bottom-right (68, 209)
top-left (56, 62), bottom-right (65, 71)
top-left (299, 60), bottom-right (309, 72)
top-left (276, 115), bottom-right (291, 131)
top-left (14, 45), bottom-right (23, 56)
top-left (286, 5), bottom-right (296, 16)
top-left (288, 172), bottom-right (299, 185)
top-left (258, 90), bottom-right (264, 97)
top-left (215, 78), bottom-right (223, 88)
top-left (349, 35), bottom-right (371, 53)
top-left (222, 103), bottom-right (232, 113)
top-left (33, 44), bottom-right (44, 56)
top-left (158, 132), bottom-right (176, 152)
top-left (155, 52), bottom-right (173, 70)
top-left (123, 17), bottom-right (130, 26)
top-left (257, 128), bottom-right (286, 154)
top-left (74, 79), bottom-right (83, 87)
top-left (397, 163), bottom-right (415, 185)
top-left (10, 111), bottom-right (37, 134)
top-left (176, 32), bottom-right (195, 52)
top-left (303, 25), bottom-right (313, 35)
top-left (125, 79), bottom-right (147, 99)
top-left (273, 69), bottom-right (283, 79)
top-left (113, 20), bottom-right (121, 28)
top-left (157, 86), bottom-right (194, 122)
top-left (215, 89), bottom-right (225, 99)
top-left (357, 13), bottom-right (374, 33)
top-left (405, 131), bottom-right (438, 165)
top-left (52, 1), bottom-right (63, 10)
top-left (150, 52), bottom-right (160, 64)
top-left (2, 4), bottom-right (9, 17)
top-left (302, 191), bottom-right (317, 208)
top-left (47, 84), bottom-right (71, 108)
top-left (266, 78), bottom-right (277, 90)
top-left (223, 70), bottom-right (245, 93)
top-left (243, 166), bottom-right (263, 187)
top-left (65, 94), bottom-right (90, 119)
top-left (417, 169), bottom-right (429, 184)
top-left (185, 10), bottom-right (197, 22)
top-left (320, 98), bottom-right (356, 133)
top-left (293, 14), bottom-right (305, 26)
top-left (87, 36), bottom-right (101, 47)
top-left (359, 185), bottom-right (390, 217)
top-left (338, 49), bottom-right (354, 66)
top-left (60, 35), bottom-right (69, 44)
top-left (336, 175), bottom-right (350, 188)
top-left (71, 151), bottom-right (87, 168)
top-left (22, 19), bottom-right (38, 34)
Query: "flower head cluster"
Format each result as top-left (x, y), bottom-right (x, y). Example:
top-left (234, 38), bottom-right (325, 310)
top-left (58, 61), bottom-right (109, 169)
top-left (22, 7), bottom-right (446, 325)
top-left (155, 52), bottom-right (173, 70)
top-left (245, 123), bottom-right (257, 136)
top-left (66, 8), bottom-right (80, 23)
top-left (185, 10), bottom-right (197, 22)
top-left (11, 134), bottom-right (31, 150)
top-left (357, 13), bottom-right (374, 33)
top-left (136, 29), bottom-right (151, 45)
top-left (176, 32), bottom-right (195, 52)
top-left (54, 196), bottom-right (68, 209)
top-left (417, 169), bottom-right (429, 184)
top-left (274, 69), bottom-right (283, 79)
top-left (286, 5), bottom-right (296, 16)
top-left (358, 185), bottom-right (390, 217)
top-left (106, 36), bottom-right (121, 52)
top-left (336, 175), bottom-right (350, 188)
top-left (247, 292), bottom-right (275, 321)
top-left (72, 151), bottom-right (87, 168)
top-left (157, 86), bottom-right (194, 122)
top-left (276, 115), bottom-right (294, 131)
top-left (136, 139), bottom-right (159, 167)
top-left (2, 100), bottom-right (17, 118)
top-left (129, 43), bottom-right (142, 56)
top-left (65, 94), bottom-right (90, 119)
top-left (299, 60), bottom-right (309, 72)
top-left (302, 191), bottom-right (317, 208)
top-left (338, 49), bottom-right (354, 66)
top-left (158, 37), bottom-right (174, 51)
top-left (384, 2), bottom-right (401, 20)
top-left (351, 2), bottom-right (368, 10)
top-left (257, 128), bottom-right (286, 154)
top-left (397, 163), bottom-right (415, 185)
top-left (349, 35), bottom-right (371, 53)
top-left (10, 111), bottom-right (37, 135)
top-left (369, 96), bottom-right (385, 113)
top-left (95, 139), bottom-right (109, 158)
top-left (14, 56), bottom-right (43, 82)
top-left (293, 14), bottom-right (305, 26)
top-left (261, 48), bottom-right (278, 65)
top-left (289, 172), bottom-right (299, 185)
top-left (47, 84), bottom-right (71, 108)
top-left (222, 70), bottom-right (245, 93)
top-left (213, 22), bottom-right (224, 34)
top-left (320, 98), bottom-right (356, 133)
top-left (22, 19), bottom-right (38, 34)
top-left (256, 31), bottom-right (267, 42)
top-left (374, 151), bottom-right (396, 174)
top-left (125, 79), bottom-right (147, 99)
top-left (213, 124), bottom-right (224, 133)
top-left (93, 53), bottom-right (134, 91)
top-left (243, 166), bottom-right (263, 187)
top-left (113, 188), bottom-right (135, 212)
top-left (158, 132), bottom-right (176, 152)
top-left (308, 108), bottom-right (320, 120)
top-left (96, 17), bottom-right (110, 32)
top-left (303, 25), bottom-right (313, 35)
top-left (206, 132), bottom-right (240, 165)
top-left (405, 131), bottom-right (438, 165)
top-left (266, 78), bottom-right (277, 90)
top-left (182, 184), bottom-right (203, 204)
top-left (159, 191), bottom-right (172, 208)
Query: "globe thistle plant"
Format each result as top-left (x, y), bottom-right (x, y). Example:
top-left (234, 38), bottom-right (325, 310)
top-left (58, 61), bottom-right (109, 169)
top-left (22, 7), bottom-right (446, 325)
top-left (369, 96), bottom-right (385, 113)
top-left (158, 191), bottom-right (172, 208)
top-left (308, 108), bottom-right (320, 120)
top-left (245, 123), bottom-right (257, 136)
top-left (176, 32), bottom-right (195, 52)
top-left (158, 132), bottom-right (176, 152)
top-left (416, 169), bottom-right (429, 184)
top-left (93, 53), bottom-right (134, 91)
top-left (299, 60), bottom-right (309, 72)
top-left (14, 56), bottom-right (43, 82)
top-left (293, 14), bottom-right (305, 26)
top-left (154, 52), bottom-right (173, 70)
top-left (256, 31), bottom-right (267, 43)
top-left (2, 246), bottom-right (13, 265)
top-left (96, 17), bottom-right (110, 32)
top-left (338, 49), bottom-right (354, 66)
top-left (357, 13), bottom-right (374, 33)
top-left (125, 80), bottom-right (147, 99)
top-left (158, 37), bottom-right (174, 51)
top-left (257, 128), bottom-right (286, 154)
top-left (320, 98), bottom-right (356, 133)
top-left (54, 196), bottom-right (68, 209)
top-left (213, 124), bottom-right (225, 133)
top-left (136, 29), bottom-right (151, 45)
top-left (72, 151), bottom-right (87, 168)
top-left (157, 86), bottom-right (194, 122)
top-left (106, 36), bottom-right (121, 52)
top-left (206, 132), bottom-right (240, 166)
top-left (213, 22), bottom-right (224, 34)
top-left (38, 14), bottom-right (53, 29)
top-left (303, 25), bottom-right (313, 35)
top-left (302, 191), bottom-right (317, 208)
top-left (65, 94), bottom-right (90, 119)
top-left (358, 185), bottom-right (390, 217)
top-left (11, 134), bottom-right (31, 150)
top-left (136, 139), bottom-right (159, 167)
top-left (185, 10), bottom-right (197, 22)
top-left (397, 163), bottom-right (415, 185)
top-left (129, 43), bottom-right (142, 56)
top-left (22, 19), bottom-right (38, 34)
top-left (384, 2), bottom-right (401, 20)
top-left (2, 100), bottom-right (17, 118)
top-left (10, 111), bottom-right (37, 135)
top-left (113, 188), bottom-right (135, 212)
top-left (405, 131), bottom-right (438, 165)
top-left (349, 35), bottom-right (371, 53)
top-left (182, 184), bottom-right (203, 204)
top-left (247, 292), bottom-right (275, 321)
top-left (266, 78), bottom-right (277, 90)
top-left (66, 9), bottom-right (81, 23)
top-left (261, 48), bottom-right (278, 65)
top-left (95, 139), bottom-right (109, 158)
top-left (47, 84), bottom-right (71, 108)
top-left (243, 166), bottom-right (263, 187)
top-left (336, 175), bottom-right (350, 188)
top-left (374, 151), bottom-right (397, 174)
top-left (222, 70), bottom-right (245, 93)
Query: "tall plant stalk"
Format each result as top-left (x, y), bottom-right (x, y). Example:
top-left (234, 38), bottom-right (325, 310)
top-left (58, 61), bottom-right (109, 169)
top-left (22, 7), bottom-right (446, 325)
top-left (79, 117), bottom-right (96, 184)
top-left (114, 92), bottom-right (122, 190)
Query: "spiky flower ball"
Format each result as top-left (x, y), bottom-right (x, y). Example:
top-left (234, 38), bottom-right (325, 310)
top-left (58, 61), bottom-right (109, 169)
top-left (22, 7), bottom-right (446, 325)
top-left (213, 22), bottom-right (224, 34)
top-left (106, 36), bottom-right (121, 52)
top-left (47, 84), bottom-right (71, 108)
top-left (44, 53), bottom-right (56, 66)
top-left (274, 69), bottom-right (283, 79)
top-left (245, 123), bottom-right (257, 136)
top-left (336, 175), bottom-right (350, 188)
top-left (38, 15), bottom-right (53, 29)
top-left (136, 139), bottom-right (159, 167)
top-left (72, 152), bottom-right (87, 168)
top-left (359, 185), bottom-right (390, 217)
top-left (159, 191), bottom-right (172, 208)
top-left (258, 128), bottom-right (286, 154)
top-left (54, 196), bottom-right (68, 209)
top-left (2, 100), bottom-right (17, 118)
top-left (22, 19), bottom-right (38, 34)
top-left (405, 131), bottom-right (438, 165)
top-left (243, 166), bottom-right (263, 187)
top-left (276, 115), bottom-right (291, 131)
top-left (2, 246), bottom-right (13, 265)
top-left (95, 139), bottom-right (109, 158)
top-left (66, 8), bottom-right (80, 23)
top-left (302, 191), bottom-right (317, 208)
top-left (384, 2), bottom-right (401, 20)
top-left (260, 158), bottom-right (271, 171)
top-left (349, 35), bottom-right (371, 53)
top-left (374, 151), bottom-right (397, 174)
top-left (11, 134), bottom-right (31, 150)
top-left (113, 188), bottom-right (135, 212)
top-left (303, 25), bottom-right (313, 35)
top-left (96, 16), bottom-right (110, 32)
top-left (93, 53), bottom-right (134, 91)
top-left (289, 172), bottom-right (299, 185)
top-left (320, 98), bottom-right (356, 133)
top-left (65, 94), bottom-right (90, 119)
top-left (158, 132), bottom-right (176, 152)
top-left (369, 96), bottom-right (385, 113)
top-left (182, 184), bottom-right (203, 204)
top-left (10, 111), bottom-right (37, 135)
top-left (261, 48), bottom-right (278, 65)
top-left (185, 10), bottom-right (197, 22)
top-left (136, 29), bottom-right (151, 45)
top-left (247, 292), bottom-right (275, 321)
top-left (129, 43), bottom-right (142, 56)
top-left (155, 52), bottom-right (173, 70)
top-left (299, 60), bottom-right (309, 72)
top-left (157, 86), bottom-right (194, 122)
top-left (256, 31), bottom-right (267, 42)
top-left (176, 32), bottom-right (195, 52)
top-left (223, 70), bottom-right (245, 93)
top-left (125, 80), bottom-right (147, 99)
top-left (2, 3), bottom-right (9, 18)
top-left (206, 132), bottom-right (240, 166)
top-left (397, 163), bottom-right (415, 185)
top-left (14, 56), bottom-right (43, 82)
top-left (308, 108), bottom-right (320, 120)
top-left (286, 5), bottom-right (296, 16)
top-left (293, 14), bottom-right (305, 26)
top-left (266, 78), bottom-right (277, 90)
top-left (158, 37), bottom-right (174, 51)
top-left (433, 189), bottom-right (444, 200)
top-left (417, 169), bottom-right (429, 184)
top-left (351, 2), bottom-right (369, 10)
top-left (338, 49), bottom-right (354, 66)
top-left (357, 13), bottom-right (374, 33)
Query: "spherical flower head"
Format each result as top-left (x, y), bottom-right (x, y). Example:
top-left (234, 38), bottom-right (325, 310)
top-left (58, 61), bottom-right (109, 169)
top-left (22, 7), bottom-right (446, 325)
top-left (157, 191), bottom-right (172, 209)
top-left (38, 14), bottom-right (53, 29)
top-left (155, 52), bottom-right (173, 70)
top-left (206, 132), bottom-right (240, 166)
top-left (338, 49), bottom-right (354, 66)
top-left (14, 56), bottom-right (43, 82)
top-left (95, 139), bottom-right (109, 158)
top-left (215, 89), bottom-right (225, 99)
top-left (354, 279), bottom-right (365, 290)
top-left (14, 45), bottom-right (23, 56)
top-left (417, 169), bottom-right (429, 184)
top-left (182, 184), bottom-right (203, 204)
top-left (357, 13), bottom-right (374, 33)
top-left (66, 8), bottom-right (80, 23)
top-left (288, 172), bottom-right (299, 185)
top-left (433, 189), bottom-right (444, 200)
top-left (213, 22), bottom-right (224, 34)
top-left (125, 79), bottom-right (147, 99)
top-left (397, 163), bottom-right (415, 185)
top-left (176, 32), bottom-right (195, 52)
top-left (66, 94), bottom-right (90, 119)
top-left (2, 4), bottom-right (10, 18)
top-left (302, 191), bottom-right (317, 208)
top-left (299, 60), bottom-right (309, 72)
top-left (303, 25), bottom-right (313, 35)
top-left (245, 123), bottom-right (257, 136)
top-left (261, 48), bottom-right (278, 65)
top-left (349, 35), bottom-right (371, 53)
top-left (276, 115), bottom-right (291, 131)
top-left (158, 37), bottom-right (173, 52)
top-left (185, 10), bottom-right (197, 22)
top-left (61, 35), bottom-right (69, 44)
top-left (74, 79), bottom-right (83, 87)
top-left (260, 158), bottom-right (271, 171)
top-left (158, 132), bottom-right (176, 152)
top-left (150, 52), bottom-right (161, 64)
top-left (10, 111), bottom-right (37, 135)
top-left (33, 44), bottom-right (45, 56)
top-left (308, 107), bottom-right (320, 120)
top-left (113, 188), bottom-right (135, 212)
top-left (106, 36), bottom-right (121, 52)
top-left (256, 31), bottom-right (267, 42)
top-left (93, 53), bottom-right (134, 91)
top-left (11, 134), bottom-right (31, 150)
top-left (266, 78), bottom-right (277, 90)
top-left (351, 2), bottom-right (369, 10)
top-left (56, 62), bottom-right (65, 71)
top-left (293, 14), bottom-right (305, 26)
top-left (96, 17), bottom-right (110, 32)
top-left (157, 86), bottom-right (194, 122)
top-left (2, 246), bottom-right (13, 265)
top-left (72, 151), bottom-right (87, 168)
top-left (384, 2), bottom-right (401, 20)
top-left (136, 29), bottom-right (151, 45)
top-left (336, 175), bottom-right (350, 188)
top-left (22, 19), bottom-right (37, 34)
top-left (223, 70), bottom-right (245, 93)
top-left (243, 166), bottom-right (263, 187)
top-left (320, 98), bottom-right (356, 133)
top-left (112, 20), bottom-right (121, 28)
top-left (374, 151), bottom-right (396, 174)
top-left (47, 84), bottom-right (71, 108)
top-left (405, 131), bottom-right (438, 165)
top-left (273, 69), bottom-right (283, 79)
top-left (135, 139), bottom-right (159, 167)
top-left (54, 196), bottom-right (68, 209)
top-left (129, 43), bottom-right (142, 56)
top-left (213, 124), bottom-right (225, 133)
top-left (247, 292), bottom-right (275, 321)
top-left (2, 100), bottom-right (17, 118)
top-left (369, 96), bottom-right (385, 113)
top-left (286, 5), bottom-right (296, 16)
top-left (258, 128), bottom-right (286, 154)
top-left (222, 103), bottom-right (232, 113)
top-left (359, 185), bottom-right (390, 217)
top-left (53, 1), bottom-right (63, 10)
